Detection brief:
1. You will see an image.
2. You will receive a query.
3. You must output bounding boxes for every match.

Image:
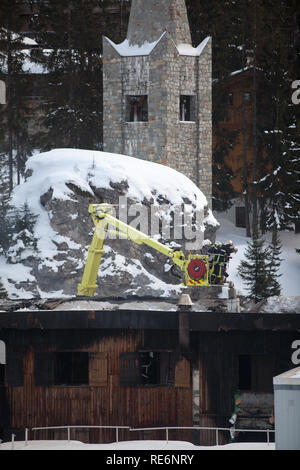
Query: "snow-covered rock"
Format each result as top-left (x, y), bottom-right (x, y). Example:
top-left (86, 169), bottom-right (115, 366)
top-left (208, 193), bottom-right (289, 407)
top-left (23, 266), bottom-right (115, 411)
top-left (1, 149), bottom-right (218, 299)
top-left (246, 296), bottom-right (300, 313)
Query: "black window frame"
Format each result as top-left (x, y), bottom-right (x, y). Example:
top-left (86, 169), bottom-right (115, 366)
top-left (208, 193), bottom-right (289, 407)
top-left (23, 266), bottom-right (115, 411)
top-left (179, 95), bottom-right (195, 122)
top-left (120, 350), bottom-right (175, 387)
top-left (35, 351), bottom-right (89, 386)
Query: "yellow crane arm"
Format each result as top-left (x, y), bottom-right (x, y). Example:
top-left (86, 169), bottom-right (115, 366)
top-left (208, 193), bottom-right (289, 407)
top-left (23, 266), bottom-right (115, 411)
top-left (77, 204), bottom-right (210, 297)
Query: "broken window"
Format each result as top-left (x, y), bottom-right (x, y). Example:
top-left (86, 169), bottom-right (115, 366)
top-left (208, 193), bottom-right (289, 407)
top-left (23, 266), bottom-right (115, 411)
top-left (180, 95), bottom-right (195, 121)
top-left (35, 351), bottom-right (106, 386)
top-left (126, 95), bottom-right (148, 122)
top-left (120, 351), bottom-right (175, 386)
top-left (54, 352), bottom-right (89, 386)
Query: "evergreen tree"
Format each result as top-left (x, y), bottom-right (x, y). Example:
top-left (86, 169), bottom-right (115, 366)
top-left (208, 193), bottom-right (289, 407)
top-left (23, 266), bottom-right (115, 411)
top-left (7, 203), bottom-right (39, 264)
top-left (237, 224), bottom-right (273, 303)
top-left (266, 228), bottom-right (282, 297)
top-left (256, 0), bottom-right (300, 231)
top-left (30, 0), bottom-right (129, 151)
top-left (0, 155), bottom-right (12, 255)
top-left (0, 278), bottom-right (7, 299)
top-left (0, 1), bottom-right (32, 191)
top-left (186, 0), bottom-right (241, 212)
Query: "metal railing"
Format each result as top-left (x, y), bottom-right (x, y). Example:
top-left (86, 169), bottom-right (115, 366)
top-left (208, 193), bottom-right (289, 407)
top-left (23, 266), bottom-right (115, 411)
top-left (31, 425), bottom-right (130, 444)
top-left (4, 424), bottom-right (275, 449)
top-left (129, 425), bottom-right (275, 447)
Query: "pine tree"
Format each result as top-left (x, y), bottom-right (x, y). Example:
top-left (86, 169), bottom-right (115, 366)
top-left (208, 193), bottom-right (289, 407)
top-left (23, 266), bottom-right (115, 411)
top-left (237, 224), bottom-right (273, 303)
top-left (7, 203), bottom-right (39, 264)
top-left (255, 0), bottom-right (300, 232)
top-left (30, 0), bottom-right (129, 151)
top-left (0, 155), bottom-right (12, 256)
top-left (186, 0), bottom-right (242, 213)
top-left (0, 278), bottom-right (7, 299)
top-left (266, 228), bottom-right (282, 297)
top-left (0, 1), bottom-right (32, 191)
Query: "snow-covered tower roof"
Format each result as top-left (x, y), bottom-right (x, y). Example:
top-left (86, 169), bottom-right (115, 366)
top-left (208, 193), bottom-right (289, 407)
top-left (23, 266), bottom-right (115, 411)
top-left (126, 0), bottom-right (192, 47)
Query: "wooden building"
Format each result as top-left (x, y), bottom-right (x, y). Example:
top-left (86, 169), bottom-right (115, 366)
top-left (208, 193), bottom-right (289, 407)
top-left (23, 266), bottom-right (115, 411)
top-left (0, 299), bottom-right (299, 446)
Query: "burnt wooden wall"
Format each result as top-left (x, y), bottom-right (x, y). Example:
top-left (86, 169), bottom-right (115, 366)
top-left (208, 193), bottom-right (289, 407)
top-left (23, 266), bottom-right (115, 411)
top-left (192, 331), bottom-right (297, 445)
top-left (0, 327), bottom-right (298, 445)
top-left (1, 328), bottom-right (192, 444)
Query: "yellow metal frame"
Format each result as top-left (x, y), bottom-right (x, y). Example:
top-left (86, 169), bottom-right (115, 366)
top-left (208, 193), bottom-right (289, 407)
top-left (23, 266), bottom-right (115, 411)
top-left (77, 204), bottom-right (210, 297)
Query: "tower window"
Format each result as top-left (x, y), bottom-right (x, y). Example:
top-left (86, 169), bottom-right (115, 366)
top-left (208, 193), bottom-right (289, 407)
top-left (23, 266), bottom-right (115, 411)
top-left (180, 95), bottom-right (195, 121)
top-left (126, 95), bottom-right (148, 122)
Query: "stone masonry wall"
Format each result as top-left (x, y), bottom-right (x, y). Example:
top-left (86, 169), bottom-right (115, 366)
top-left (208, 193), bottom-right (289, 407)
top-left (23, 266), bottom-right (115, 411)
top-left (197, 38), bottom-right (212, 208)
top-left (102, 35), bottom-right (212, 207)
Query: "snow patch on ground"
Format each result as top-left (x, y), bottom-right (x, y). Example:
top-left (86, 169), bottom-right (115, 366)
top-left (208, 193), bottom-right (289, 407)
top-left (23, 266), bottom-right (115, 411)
top-left (216, 215), bottom-right (300, 298)
top-left (0, 439), bottom-right (275, 451)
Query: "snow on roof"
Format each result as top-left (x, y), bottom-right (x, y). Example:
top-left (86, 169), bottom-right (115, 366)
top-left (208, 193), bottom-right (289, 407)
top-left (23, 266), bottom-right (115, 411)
top-left (105, 33), bottom-right (211, 57)
top-left (21, 36), bottom-right (38, 47)
top-left (230, 66), bottom-right (252, 77)
top-left (105, 33), bottom-right (166, 56)
top-left (176, 37), bottom-right (211, 56)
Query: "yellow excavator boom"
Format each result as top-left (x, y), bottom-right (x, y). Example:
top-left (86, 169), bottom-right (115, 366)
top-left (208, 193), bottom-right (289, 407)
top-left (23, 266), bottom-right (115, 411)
top-left (77, 204), bottom-right (211, 297)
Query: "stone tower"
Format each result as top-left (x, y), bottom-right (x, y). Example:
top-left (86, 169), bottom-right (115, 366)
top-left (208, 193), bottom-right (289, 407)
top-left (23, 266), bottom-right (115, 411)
top-left (102, 0), bottom-right (212, 206)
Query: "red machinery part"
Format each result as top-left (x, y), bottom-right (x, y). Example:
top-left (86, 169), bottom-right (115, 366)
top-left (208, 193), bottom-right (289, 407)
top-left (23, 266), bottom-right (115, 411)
top-left (187, 258), bottom-right (207, 280)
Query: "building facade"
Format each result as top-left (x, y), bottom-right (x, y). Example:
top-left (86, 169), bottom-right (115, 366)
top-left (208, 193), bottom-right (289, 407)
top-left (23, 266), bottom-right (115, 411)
top-left (0, 302), bottom-right (299, 445)
top-left (102, 0), bottom-right (212, 207)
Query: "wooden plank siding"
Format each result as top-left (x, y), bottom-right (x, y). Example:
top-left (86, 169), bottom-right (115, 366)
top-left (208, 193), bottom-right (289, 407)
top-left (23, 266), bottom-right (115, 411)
top-left (1, 326), bottom-right (298, 445)
top-left (3, 328), bottom-right (192, 443)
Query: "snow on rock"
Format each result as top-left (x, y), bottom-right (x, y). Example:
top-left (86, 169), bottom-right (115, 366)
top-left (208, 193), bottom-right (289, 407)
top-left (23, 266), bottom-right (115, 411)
top-left (2, 149), bottom-right (218, 299)
top-left (247, 296), bottom-right (300, 313)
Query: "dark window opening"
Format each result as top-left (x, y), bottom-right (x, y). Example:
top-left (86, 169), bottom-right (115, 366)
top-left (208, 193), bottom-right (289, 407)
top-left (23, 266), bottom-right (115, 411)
top-left (120, 351), bottom-right (174, 386)
top-left (180, 95), bottom-right (195, 121)
top-left (126, 95), bottom-right (148, 122)
top-left (54, 352), bottom-right (89, 386)
top-left (235, 206), bottom-right (246, 228)
top-left (238, 355), bottom-right (252, 390)
top-left (228, 92), bottom-right (233, 105)
top-left (139, 352), bottom-right (159, 385)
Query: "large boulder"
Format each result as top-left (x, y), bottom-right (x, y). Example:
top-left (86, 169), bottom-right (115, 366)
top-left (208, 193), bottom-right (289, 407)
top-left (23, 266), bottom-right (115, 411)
top-left (2, 149), bottom-right (219, 299)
